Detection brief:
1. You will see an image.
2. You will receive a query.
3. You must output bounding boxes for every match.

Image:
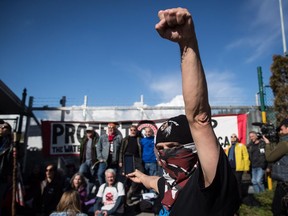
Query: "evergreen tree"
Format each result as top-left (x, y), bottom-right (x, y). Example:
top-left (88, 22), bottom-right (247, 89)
top-left (270, 55), bottom-right (288, 124)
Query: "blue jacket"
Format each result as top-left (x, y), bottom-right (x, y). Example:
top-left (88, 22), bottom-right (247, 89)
top-left (140, 136), bottom-right (157, 163)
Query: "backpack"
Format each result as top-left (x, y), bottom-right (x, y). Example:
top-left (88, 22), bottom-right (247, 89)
top-left (271, 155), bottom-right (288, 182)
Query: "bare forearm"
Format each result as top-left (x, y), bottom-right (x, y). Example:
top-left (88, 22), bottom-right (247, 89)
top-left (180, 40), bottom-right (219, 186)
top-left (140, 174), bottom-right (160, 193)
top-left (128, 170), bottom-right (160, 193)
top-left (181, 44), bottom-right (210, 121)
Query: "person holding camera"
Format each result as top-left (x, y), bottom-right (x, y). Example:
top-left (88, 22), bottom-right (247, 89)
top-left (248, 131), bottom-right (268, 193)
top-left (264, 118), bottom-right (288, 216)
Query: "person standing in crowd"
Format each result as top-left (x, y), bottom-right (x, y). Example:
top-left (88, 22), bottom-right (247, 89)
top-left (79, 127), bottom-right (98, 182)
top-left (248, 131), bottom-right (267, 193)
top-left (0, 121), bottom-right (14, 216)
top-left (140, 127), bottom-right (158, 176)
top-left (34, 164), bottom-right (64, 216)
top-left (97, 123), bottom-right (122, 185)
top-left (127, 8), bottom-right (240, 215)
top-left (94, 169), bottom-right (125, 216)
top-left (264, 118), bottom-right (288, 216)
top-left (50, 190), bottom-right (88, 216)
top-left (0, 121), bottom-right (13, 182)
top-left (70, 172), bottom-right (89, 213)
top-left (226, 133), bottom-right (250, 201)
top-left (119, 125), bottom-right (144, 205)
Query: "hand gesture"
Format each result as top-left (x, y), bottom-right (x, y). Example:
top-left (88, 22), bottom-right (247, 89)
top-left (126, 169), bottom-right (145, 183)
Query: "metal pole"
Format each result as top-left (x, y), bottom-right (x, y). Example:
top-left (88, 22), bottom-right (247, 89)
top-left (83, 95), bottom-right (87, 121)
top-left (257, 67), bottom-right (267, 122)
top-left (58, 96), bottom-right (66, 169)
top-left (60, 96), bottom-right (66, 121)
top-left (22, 96), bottom-right (34, 173)
top-left (12, 88), bottom-right (27, 215)
top-left (257, 66), bottom-right (273, 190)
top-left (279, 0), bottom-right (287, 56)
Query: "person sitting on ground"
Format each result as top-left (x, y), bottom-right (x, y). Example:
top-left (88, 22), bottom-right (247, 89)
top-left (34, 163), bottom-right (64, 216)
top-left (50, 190), bottom-right (88, 216)
top-left (127, 7), bottom-right (240, 216)
top-left (94, 169), bottom-right (125, 216)
top-left (70, 172), bottom-right (89, 212)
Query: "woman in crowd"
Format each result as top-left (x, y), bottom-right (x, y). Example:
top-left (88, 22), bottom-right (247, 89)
top-left (70, 172), bottom-right (89, 212)
top-left (50, 190), bottom-right (88, 216)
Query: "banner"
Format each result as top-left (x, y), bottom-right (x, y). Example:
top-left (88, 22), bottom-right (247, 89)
top-left (212, 114), bottom-right (247, 148)
top-left (41, 114), bottom-right (247, 156)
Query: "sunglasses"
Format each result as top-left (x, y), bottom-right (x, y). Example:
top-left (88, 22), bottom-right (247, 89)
top-left (1, 125), bottom-right (9, 129)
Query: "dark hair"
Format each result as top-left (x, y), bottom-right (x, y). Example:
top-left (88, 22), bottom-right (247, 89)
top-left (2, 122), bottom-right (12, 133)
top-left (46, 163), bottom-right (57, 172)
top-left (130, 125), bottom-right (138, 130)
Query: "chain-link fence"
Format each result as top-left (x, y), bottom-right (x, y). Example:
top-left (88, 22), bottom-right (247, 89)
top-left (264, 86), bottom-right (276, 126)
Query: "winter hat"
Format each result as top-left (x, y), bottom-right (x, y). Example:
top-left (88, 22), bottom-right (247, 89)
top-left (156, 115), bottom-right (194, 145)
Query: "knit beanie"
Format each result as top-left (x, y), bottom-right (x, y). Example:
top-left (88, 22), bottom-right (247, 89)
top-left (156, 115), bottom-right (194, 145)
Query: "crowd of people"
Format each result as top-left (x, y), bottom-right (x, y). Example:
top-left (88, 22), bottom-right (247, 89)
top-left (1, 6), bottom-right (288, 216)
top-left (0, 120), bottom-right (163, 216)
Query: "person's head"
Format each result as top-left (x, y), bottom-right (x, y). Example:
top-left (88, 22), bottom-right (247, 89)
top-left (107, 123), bottom-right (117, 135)
top-left (56, 190), bottom-right (82, 213)
top-left (129, 125), bottom-right (138, 137)
top-left (277, 118), bottom-right (288, 136)
top-left (144, 127), bottom-right (154, 138)
top-left (45, 164), bottom-right (57, 182)
top-left (85, 127), bottom-right (95, 139)
top-left (230, 133), bottom-right (238, 144)
top-left (249, 131), bottom-right (260, 143)
top-left (71, 172), bottom-right (87, 190)
top-left (0, 121), bottom-right (12, 137)
top-left (155, 115), bottom-right (197, 181)
top-left (105, 168), bottom-right (116, 186)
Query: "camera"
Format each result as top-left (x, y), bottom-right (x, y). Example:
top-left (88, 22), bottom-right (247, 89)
top-left (252, 122), bottom-right (279, 142)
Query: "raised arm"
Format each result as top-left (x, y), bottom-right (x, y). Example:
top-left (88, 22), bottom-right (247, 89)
top-left (155, 8), bottom-right (219, 186)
